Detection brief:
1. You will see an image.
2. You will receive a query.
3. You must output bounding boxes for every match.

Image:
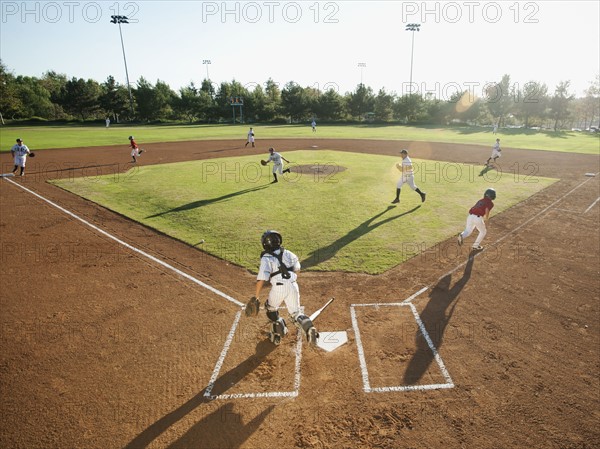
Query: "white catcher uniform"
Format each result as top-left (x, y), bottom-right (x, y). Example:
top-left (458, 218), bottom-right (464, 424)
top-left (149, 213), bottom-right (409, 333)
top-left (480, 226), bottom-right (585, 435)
top-left (257, 248), bottom-right (301, 316)
top-left (396, 155), bottom-right (417, 190)
top-left (11, 143), bottom-right (31, 167)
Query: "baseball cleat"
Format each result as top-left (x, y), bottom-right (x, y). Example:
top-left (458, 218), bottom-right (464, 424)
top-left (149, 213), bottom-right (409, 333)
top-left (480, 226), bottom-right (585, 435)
top-left (391, 198), bottom-right (399, 204)
top-left (269, 332), bottom-right (282, 345)
top-left (420, 192), bottom-right (426, 202)
top-left (458, 233), bottom-right (463, 246)
top-left (472, 245), bottom-right (484, 251)
top-left (307, 327), bottom-right (319, 346)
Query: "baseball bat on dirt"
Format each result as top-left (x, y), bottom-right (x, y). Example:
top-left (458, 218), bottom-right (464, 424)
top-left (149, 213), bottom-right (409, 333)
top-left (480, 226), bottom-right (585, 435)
top-left (309, 297), bottom-right (335, 322)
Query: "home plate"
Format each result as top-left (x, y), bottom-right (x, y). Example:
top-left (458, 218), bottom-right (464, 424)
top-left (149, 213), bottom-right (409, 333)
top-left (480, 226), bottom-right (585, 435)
top-left (0, 173), bottom-right (15, 178)
top-left (316, 331), bottom-right (348, 352)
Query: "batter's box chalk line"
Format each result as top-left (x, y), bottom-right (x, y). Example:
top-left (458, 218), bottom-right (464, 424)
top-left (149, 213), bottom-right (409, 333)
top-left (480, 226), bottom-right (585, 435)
top-left (203, 310), bottom-right (303, 400)
top-left (350, 302), bottom-right (454, 393)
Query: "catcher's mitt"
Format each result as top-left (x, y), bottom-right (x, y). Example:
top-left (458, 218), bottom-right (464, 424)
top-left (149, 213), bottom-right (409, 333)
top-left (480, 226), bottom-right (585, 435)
top-left (260, 160), bottom-right (268, 166)
top-left (245, 296), bottom-right (260, 317)
top-left (29, 152), bottom-right (35, 158)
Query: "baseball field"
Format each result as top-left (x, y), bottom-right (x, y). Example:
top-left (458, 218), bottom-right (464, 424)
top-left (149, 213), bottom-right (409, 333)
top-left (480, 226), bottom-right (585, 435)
top-left (0, 127), bottom-right (599, 448)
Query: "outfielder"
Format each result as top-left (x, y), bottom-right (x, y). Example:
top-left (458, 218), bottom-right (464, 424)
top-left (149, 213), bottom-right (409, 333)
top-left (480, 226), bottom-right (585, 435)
top-left (458, 188), bottom-right (496, 251)
top-left (266, 147), bottom-right (291, 183)
top-left (392, 149), bottom-right (426, 204)
top-left (486, 138), bottom-right (501, 166)
top-left (245, 230), bottom-right (319, 346)
top-left (10, 138), bottom-right (31, 177)
top-left (129, 136), bottom-right (144, 163)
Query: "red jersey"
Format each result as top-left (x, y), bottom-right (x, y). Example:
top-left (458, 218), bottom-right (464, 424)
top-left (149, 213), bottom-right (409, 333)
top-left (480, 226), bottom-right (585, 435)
top-left (469, 197), bottom-right (494, 217)
top-left (129, 139), bottom-right (138, 149)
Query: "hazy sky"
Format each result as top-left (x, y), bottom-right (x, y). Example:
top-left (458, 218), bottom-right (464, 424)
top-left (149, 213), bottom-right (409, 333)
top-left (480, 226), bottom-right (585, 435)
top-left (1, 1), bottom-right (598, 99)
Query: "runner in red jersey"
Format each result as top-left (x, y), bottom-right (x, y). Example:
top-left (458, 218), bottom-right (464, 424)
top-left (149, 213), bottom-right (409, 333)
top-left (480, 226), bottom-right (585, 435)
top-left (458, 188), bottom-right (496, 251)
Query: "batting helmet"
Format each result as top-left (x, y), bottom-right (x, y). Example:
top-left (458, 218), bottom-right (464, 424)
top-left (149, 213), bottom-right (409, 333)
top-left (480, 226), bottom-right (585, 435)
top-left (128, 135), bottom-right (134, 140)
top-left (261, 230), bottom-right (282, 252)
top-left (484, 188), bottom-right (497, 200)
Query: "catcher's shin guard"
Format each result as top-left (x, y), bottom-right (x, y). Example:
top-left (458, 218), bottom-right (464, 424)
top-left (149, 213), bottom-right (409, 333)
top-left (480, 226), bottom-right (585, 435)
top-left (293, 314), bottom-right (319, 345)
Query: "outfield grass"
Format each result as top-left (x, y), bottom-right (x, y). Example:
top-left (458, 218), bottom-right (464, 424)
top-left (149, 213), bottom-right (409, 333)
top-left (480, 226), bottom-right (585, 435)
top-left (2, 123), bottom-right (598, 154)
top-left (50, 150), bottom-right (557, 274)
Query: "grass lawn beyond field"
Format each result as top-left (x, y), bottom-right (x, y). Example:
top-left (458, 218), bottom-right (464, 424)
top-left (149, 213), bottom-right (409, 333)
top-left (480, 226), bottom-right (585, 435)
top-left (2, 123), bottom-right (598, 154)
top-left (51, 150), bottom-right (557, 274)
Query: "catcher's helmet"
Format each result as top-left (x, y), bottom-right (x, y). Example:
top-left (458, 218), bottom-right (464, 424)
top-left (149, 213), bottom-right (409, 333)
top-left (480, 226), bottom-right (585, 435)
top-left (261, 230), bottom-right (282, 252)
top-left (484, 188), bottom-right (496, 200)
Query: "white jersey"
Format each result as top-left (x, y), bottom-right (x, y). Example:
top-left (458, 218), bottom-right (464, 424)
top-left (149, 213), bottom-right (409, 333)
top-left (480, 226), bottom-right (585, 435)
top-left (257, 248), bottom-right (300, 286)
top-left (268, 152), bottom-right (284, 165)
top-left (400, 155), bottom-right (414, 175)
top-left (491, 142), bottom-right (501, 157)
top-left (11, 144), bottom-right (30, 157)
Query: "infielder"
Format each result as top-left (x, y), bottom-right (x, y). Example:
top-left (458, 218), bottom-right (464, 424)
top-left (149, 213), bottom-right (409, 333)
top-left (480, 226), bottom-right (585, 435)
top-left (486, 138), bottom-right (501, 166)
top-left (245, 127), bottom-right (255, 148)
top-left (311, 119), bottom-right (317, 133)
top-left (10, 138), bottom-right (31, 177)
top-left (458, 188), bottom-right (496, 251)
top-left (129, 136), bottom-right (144, 163)
top-left (266, 147), bottom-right (291, 183)
top-left (244, 230), bottom-right (319, 346)
top-left (392, 149), bottom-right (426, 204)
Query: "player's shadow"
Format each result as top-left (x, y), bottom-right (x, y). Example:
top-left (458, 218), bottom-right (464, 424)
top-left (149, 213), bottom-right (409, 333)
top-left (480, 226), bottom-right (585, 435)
top-left (403, 254), bottom-right (475, 385)
top-left (146, 185), bottom-right (269, 218)
top-left (124, 339), bottom-right (276, 449)
top-left (301, 205), bottom-right (421, 269)
top-left (478, 164), bottom-right (498, 177)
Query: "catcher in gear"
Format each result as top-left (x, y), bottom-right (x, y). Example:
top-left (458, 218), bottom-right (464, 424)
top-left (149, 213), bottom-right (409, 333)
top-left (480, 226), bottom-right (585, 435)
top-left (457, 188), bottom-right (496, 251)
top-left (245, 230), bottom-right (318, 346)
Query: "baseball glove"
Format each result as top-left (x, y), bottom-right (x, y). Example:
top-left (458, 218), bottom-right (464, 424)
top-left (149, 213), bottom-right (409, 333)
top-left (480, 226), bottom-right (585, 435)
top-left (245, 296), bottom-right (260, 317)
top-left (29, 152), bottom-right (35, 158)
top-left (260, 160), bottom-right (268, 166)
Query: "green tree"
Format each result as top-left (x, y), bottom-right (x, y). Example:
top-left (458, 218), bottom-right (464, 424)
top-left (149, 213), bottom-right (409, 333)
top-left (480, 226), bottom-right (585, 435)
top-left (15, 75), bottom-right (54, 119)
top-left (549, 81), bottom-right (574, 130)
top-left (515, 81), bottom-right (549, 128)
top-left (315, 88), bottom-right (345, 121)
top-left (485, 74), bottom-right (514, 126)
top-left (40, 71), bottom-right (68, 119)
top-left (100, 76), bottom-right (131, 121)
top-left (281, 82), bottom-right (311, 122)
top-left (0, 60), bottom-right (19, 120)
top-left (61, 77), bottom-right (102, 120)
top-left (347, 84), bottom-right (375, 120)
top-left (263, 78), bottom-right (282, 121)
top-left (373, 88), bottom-right (395, 122)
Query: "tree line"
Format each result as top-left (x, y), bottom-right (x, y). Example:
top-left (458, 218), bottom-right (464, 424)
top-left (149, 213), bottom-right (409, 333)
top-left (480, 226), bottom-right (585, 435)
top-left (1, 61), bottom-right (598, 131)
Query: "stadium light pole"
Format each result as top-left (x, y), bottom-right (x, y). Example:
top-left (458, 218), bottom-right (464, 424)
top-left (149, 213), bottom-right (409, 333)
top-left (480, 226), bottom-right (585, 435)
top-left (203, 59), bottom-right (212, 80)
top-left (357, 62), bottom-right (367, 86)
top-left (405, 23), bottom-right (421, 95)
top-left (110, 15), bottom-right (135, 117)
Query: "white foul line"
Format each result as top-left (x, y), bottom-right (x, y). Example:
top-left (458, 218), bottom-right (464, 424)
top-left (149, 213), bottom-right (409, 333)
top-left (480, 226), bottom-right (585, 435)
top-left (2, 178), bottom-right (244, 307)
top-left (584, 196), bottom-right (600, 214)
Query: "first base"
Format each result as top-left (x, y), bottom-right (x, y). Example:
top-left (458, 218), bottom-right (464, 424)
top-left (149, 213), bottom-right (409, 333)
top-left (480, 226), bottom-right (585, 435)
top-left (585, 173), bottom-right (596, 177)
top-left (0, 173), bottom-right (15, 178)
top-left (316, 331), bottom-right (348, 352)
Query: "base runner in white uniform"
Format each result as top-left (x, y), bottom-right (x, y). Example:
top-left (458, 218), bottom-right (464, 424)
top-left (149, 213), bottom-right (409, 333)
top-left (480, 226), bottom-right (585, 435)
top-left (392, 149), bottom-right (426, 204)
top-left (10, 138), bottom-right (31, 176)
top-left (246, 230), bottom-right (318, 346)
